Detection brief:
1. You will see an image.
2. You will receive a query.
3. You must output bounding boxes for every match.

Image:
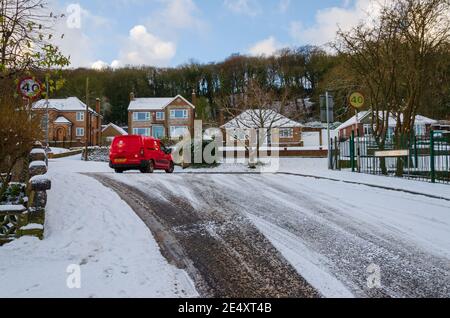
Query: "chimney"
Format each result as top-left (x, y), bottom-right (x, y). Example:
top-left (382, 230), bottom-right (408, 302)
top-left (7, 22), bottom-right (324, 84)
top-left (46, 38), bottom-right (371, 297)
top-left (130, 92), bottom-right (135, 101)
top-left (96, 98), bottom-right (101, 146)
top-left (192, 89), bottom-right (197, 106)
top-left (95, 98), bottom-right (101, 114)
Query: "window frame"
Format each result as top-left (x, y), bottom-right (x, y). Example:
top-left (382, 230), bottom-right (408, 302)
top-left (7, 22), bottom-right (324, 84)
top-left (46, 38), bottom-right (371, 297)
top-left (133, 128), bottom-right (151, 136)
top-left (279, 128), bottom-right (294, 139)
top-left (76, 112), bottom-right (85, 122)
top-left (170, 109), bottom-right (189, 119)
top-left (170, 126), bottom-right (189, 138)
top-left (156, 112), bottom-right (165, 121)
top-left (133, 112), bottom-right (151, 122)
top-left (76, 127), bottom-right (85, 137)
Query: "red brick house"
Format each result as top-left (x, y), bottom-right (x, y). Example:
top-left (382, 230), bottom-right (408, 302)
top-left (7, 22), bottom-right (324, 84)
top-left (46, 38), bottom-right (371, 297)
top-left (128, 94), bottom-right (195, 139)
top-left (337, 111), bottom-right (437, 140)
top-left (32, 97), bottom-right (102, 147)
top-left (101, 123), bottom-right (128, 145)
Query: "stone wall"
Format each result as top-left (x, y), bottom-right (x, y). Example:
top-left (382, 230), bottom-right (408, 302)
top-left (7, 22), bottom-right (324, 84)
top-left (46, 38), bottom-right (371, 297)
top-left (0, 142), bottom-right (51, 245)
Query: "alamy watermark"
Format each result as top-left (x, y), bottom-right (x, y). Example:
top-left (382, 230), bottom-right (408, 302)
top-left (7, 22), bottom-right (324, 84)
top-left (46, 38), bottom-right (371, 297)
top-left (66, 3), bottom-right (82, 29)
top-left (366, 264), bottom-right (382, 289)
top-left (66, 264), bottom-right (81, 289)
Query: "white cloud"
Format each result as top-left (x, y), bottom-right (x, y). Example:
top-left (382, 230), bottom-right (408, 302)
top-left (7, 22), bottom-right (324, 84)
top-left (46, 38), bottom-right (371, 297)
top-left (46, 2), bottom-right (113, 68)
top-left (279, 0), bottom-right (291, 13)
top-left (146, 0), bottom-right (207, 39)
top-left (115, 25), bottom-right (176, 67)
top-left (91, 60), bottom-right (110, 70)
top-left (111, 60), bottom-right (121, 69)
top-left (224, 0), bottom-right (261, 16)
top-left (289, 0), bottom-right (383, 47)
top-left (248, 36), bottom-right (280, 56)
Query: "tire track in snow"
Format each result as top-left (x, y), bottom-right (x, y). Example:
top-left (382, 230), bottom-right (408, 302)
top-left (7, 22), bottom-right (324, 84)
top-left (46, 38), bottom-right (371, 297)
top-left (88, 173), bottom-right (320, 298)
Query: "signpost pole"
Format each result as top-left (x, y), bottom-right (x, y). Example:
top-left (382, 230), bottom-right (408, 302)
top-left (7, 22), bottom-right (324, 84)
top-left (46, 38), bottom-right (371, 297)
top-left (355, 109), bottom-right (361, 173)
top-left (84, 77), bottom-right (89, 162)
top-left (326, 91), bottom-right (332, 170)
top-left (45, 76), bottom-right (49, 149)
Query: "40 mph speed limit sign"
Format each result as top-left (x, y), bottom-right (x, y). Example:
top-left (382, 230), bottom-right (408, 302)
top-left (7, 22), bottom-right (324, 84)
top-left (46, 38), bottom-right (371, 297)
top-left (349, 92), bottom-right (365, 109)
top-left (18, 77), bottom-right (43, 100)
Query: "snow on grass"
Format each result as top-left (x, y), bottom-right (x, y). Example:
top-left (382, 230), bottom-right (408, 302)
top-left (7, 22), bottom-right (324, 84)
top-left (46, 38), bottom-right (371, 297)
top-left (0, 155), bottom-right (198, 298)
top-left (50, 147), bottom-right (71, 155)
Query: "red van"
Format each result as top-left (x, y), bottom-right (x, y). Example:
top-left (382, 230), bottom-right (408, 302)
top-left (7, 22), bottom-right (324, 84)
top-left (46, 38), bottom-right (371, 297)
top-left (109, 135), bottom-right (175, 174)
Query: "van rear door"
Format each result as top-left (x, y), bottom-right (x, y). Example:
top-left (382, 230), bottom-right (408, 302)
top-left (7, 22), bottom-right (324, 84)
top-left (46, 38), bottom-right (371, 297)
top-left (111, 136), bottom-right (143, 163)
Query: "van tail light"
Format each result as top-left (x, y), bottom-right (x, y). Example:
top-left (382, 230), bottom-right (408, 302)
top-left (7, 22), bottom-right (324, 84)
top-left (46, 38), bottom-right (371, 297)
top-left (140, 148), bottom-right (145, 157)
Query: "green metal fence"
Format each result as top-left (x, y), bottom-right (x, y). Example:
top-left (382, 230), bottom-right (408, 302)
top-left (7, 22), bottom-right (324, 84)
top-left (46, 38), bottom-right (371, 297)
top-left (331, 130), bottom-right (450, 184)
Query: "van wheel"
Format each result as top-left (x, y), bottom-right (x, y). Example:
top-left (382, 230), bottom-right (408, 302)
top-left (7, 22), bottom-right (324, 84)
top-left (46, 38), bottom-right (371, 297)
top-left (165, 161), bottom-right (175, 174)
top-left (115, 169), bottom-right (124, 174)
top-left (141, 161), bottom-right (154, 174)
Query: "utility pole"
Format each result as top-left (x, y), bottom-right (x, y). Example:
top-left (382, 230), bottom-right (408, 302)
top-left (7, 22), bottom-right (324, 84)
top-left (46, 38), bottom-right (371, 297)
top-left (326, 91), bottom-right (332, 170)
top-left (84, 77), bottom-right (89, 161)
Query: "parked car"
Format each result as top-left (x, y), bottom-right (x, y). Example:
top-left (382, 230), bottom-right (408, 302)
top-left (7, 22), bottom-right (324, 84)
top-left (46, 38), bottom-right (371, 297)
top-left (109, 135), bottom-right (175, 174)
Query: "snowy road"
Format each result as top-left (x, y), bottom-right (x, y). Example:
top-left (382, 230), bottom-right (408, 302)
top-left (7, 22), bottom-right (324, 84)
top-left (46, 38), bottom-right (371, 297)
top-left (93, 171), bottom-right (450, 298)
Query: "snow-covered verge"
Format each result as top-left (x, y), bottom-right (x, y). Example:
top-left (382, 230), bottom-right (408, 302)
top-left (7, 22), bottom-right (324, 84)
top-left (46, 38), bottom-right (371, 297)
top-left (0, 155), bottom-right (197, 298)
top-left (50, 147), bottom-right (71, 155)
top-left (180, 157), bottom-right (450, 199)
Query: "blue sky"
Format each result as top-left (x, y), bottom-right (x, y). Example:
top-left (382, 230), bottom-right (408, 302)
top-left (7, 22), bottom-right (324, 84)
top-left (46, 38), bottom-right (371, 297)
top-left (51, 0), bottom-right (374, 68)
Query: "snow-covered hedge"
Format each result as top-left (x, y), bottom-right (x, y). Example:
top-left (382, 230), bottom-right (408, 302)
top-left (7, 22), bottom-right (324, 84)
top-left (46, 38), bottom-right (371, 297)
top-left (0, 143), bottom-right (51, 246)
top-left (82, 146), bottom-right (110, 162)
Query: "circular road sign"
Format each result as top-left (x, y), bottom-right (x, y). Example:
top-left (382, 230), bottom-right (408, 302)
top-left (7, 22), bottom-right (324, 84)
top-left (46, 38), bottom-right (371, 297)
top-left (18, 77), bottom-right (43, 100)
top-left (349, 92), bottom-right (365, 109)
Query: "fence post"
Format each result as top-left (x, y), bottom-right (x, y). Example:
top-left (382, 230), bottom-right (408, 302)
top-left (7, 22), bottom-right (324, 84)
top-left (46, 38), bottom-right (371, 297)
top-left (351, 131), bottom-right (355, 172)
top-left (414, 135), bottom-right (418, 169)
top-left (335, 137), bottom-right (340, 171)
top-left (430, 130), bottom-right (436, 183)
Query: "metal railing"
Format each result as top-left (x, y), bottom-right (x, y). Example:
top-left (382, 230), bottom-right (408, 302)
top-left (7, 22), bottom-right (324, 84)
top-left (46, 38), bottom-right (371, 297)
top-left (331, 131), bottom-right (450, 184)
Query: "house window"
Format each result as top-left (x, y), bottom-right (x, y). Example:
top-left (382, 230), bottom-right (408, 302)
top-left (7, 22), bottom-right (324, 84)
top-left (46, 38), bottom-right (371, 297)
top-left (363, 124), bottom-right (373, 136)
top-left (133, 112), bottom-right (151, 122)
top-left (279, 128), bottom-right (294, 138)
top-left (76, 127), bottom-right (85, 137)
top-left (153, 126), bottom-right (165, 139)
top-left (76, 112), bottom-right (84, 121)
top-left (387, 127), bottom-right (395, 139)
top-left (133, 128), bottom-right (151, 136)
top-left (156, 112), bottom-right (165, 121)
top-left (415, 125), bottom-right (425, 136)
top-left (170, 109), bottom-right (188, 119)
top-left (170, 126), bottom-right (189, 138)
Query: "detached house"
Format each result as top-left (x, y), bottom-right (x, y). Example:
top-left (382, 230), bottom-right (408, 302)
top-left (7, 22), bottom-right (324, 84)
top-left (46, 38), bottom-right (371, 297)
top-left (128, 93), bottom-right (195, 139)
top-left (337, 111), bottom-right (437, 140)
top-left (221, 109), bottom-right (304, 147)
top-left (32, 97), bottom-right (102, 147)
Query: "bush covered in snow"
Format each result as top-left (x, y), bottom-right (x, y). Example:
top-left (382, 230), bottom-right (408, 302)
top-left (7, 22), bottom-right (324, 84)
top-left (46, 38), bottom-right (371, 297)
top-left (82, 147), bottom-right (110, 162)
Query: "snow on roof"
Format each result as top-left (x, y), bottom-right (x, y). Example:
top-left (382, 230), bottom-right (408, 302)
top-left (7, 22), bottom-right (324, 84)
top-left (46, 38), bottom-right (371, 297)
top-left (222, 109), bottom-right (303, 129)
top-left (304, 121), bottom-right (342, 130)
top-left (102, 123), bottom-right (128, 135)
top-left (33, 97), bottom-right (98, 115)
top-left (337, 111), bottom-right (437, 131)
top-left (128, 95), bottom-right (195, 111)
top-left (54, 116), bottom-right (72, 124)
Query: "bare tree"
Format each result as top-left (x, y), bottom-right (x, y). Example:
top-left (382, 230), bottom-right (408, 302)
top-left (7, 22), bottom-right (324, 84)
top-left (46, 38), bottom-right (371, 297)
top-left (219, 80), bottom-right (298, 149)
top-left (0, 0), bottom-right (69, 83)
top-left (334, 0), bottom-right (450, 175)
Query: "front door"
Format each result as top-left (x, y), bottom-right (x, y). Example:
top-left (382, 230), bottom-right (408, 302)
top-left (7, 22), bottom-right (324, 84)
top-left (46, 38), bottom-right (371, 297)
top-left (57, 127), bottom-right (65, 142)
